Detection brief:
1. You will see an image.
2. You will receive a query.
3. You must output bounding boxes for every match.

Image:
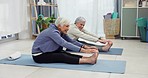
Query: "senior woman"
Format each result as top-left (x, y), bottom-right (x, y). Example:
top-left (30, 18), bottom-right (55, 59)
top-left (32, 17), bottom-right (98, 64)
top-left (67, 17), bottom-right (113, 52)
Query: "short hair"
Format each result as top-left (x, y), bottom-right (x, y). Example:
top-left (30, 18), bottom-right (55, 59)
top-left (74, 17), bottom-right (86, 24)
top-left (55, 17), bottom-right (70, 27)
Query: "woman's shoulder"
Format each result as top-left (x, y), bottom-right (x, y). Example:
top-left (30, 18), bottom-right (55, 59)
top-left (69, 24), bottom-right (79, 30)
top-left (70, 24), bottom-right (76, 27)
top-left (48, 28), bottom-right (60, 35)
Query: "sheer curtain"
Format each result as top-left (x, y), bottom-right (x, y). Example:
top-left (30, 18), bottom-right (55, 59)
top-left (0, 0), bottom-right (28, 39)
top-left (57, 0), bottom-right (94, 32)
top-left (97, 0), bottom-right (114, 37)
top-left (57, 0), bottom-right (114, 37)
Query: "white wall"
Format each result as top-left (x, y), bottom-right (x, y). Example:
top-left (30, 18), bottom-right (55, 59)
top-left (18, 0), bottom-right (31, 39)
top-left (0, 0), bottom-right (31, 39)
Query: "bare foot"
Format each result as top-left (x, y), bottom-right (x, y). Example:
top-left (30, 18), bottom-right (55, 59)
top-left (102, 41), bottom-right (113, 52)
top-left (79, 53), bottom-right (98, 64)
top-left (89, 53), bottom-right (98, 64)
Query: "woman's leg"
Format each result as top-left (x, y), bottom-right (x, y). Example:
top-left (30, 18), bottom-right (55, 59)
top-left (33, 52), bottom-right (82, 64)
top-left (64, 51), bottom-right (99, 64)
top-left (77, 39), bottom-right (112, 52)
top-left (33, 51), bottom-right (98, 64)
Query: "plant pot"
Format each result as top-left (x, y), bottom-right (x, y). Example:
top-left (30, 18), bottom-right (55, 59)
top-left (42, 23), bottom-right (48, 30)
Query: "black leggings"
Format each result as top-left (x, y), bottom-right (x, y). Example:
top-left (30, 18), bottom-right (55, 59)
top-left (32, 50), bottom-right (82, 64)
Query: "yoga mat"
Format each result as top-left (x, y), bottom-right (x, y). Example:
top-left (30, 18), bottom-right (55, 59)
top-left (99, 48), bottom-right (123, 55)
top-left (0, 54), bottom-right (126, 74)
top-left (69, 48), bottom-right (123, 55)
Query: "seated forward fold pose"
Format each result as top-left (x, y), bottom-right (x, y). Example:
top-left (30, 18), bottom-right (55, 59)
top-left (67, 17), bottom-right (113, 52)
top-left (32, 17), bottom-right (98, 64)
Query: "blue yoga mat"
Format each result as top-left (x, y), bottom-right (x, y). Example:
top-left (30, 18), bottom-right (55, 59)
top-left (99, 48), bottom-right (123, 55)
top-left (68, 48), bottom-right (123, 55)
top-left (0, 54), bottom-right (126, 74)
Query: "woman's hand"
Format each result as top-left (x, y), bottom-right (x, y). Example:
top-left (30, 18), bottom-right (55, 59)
top-left (83, 45), bottom-right (90, 49)
top-left (98, 39), bottom-right (107, 44)
top-left (80, 48), bottom-right (99, 53)
top-left (83, 45), bottom-right (98, 50)
top-left (89, 46), bottom-right (98, 50)
top-left (89, 48), bottom-right (98, 53)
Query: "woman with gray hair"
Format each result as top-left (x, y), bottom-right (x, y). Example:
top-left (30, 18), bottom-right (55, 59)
top-left (32, 17), bottom-right (98, 64)
top-left (67, 17), bottom-right (113, 52)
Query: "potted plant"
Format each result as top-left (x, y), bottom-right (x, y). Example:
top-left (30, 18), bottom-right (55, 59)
top-left (36, 14), bottom-right (56, 33)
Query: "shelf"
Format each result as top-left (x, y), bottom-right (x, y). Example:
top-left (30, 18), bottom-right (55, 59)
top-left (122, 7), bottom-right (137, 9)
top-left (122, 6), bottom-right (148, 9)
top-left (32, 34), bottom-right (39, 36)
top-left (30, 3), bottom-right (58, 7)
top-left (138, 7), bottom-right (148, 8)
top-left (30, 0), bottom-right (58, 38)
top-left (121, 0), bottom-right (147, 38)
top-left (31, 17), bottom-right (49, 20)
top-left (122, 7), bottom-right (148, 9)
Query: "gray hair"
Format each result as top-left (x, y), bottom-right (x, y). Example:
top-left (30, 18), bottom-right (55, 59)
top-left (74, 17), bottom-right (86, 24)
top-left (55, 17), bottom-right (70, 27)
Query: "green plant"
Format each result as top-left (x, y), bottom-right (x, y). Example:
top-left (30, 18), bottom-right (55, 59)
top-left (36, 14), bottom-right (56, 32)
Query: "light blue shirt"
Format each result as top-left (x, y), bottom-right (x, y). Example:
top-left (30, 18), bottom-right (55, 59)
top-left (32, 24), bottom-right (83, 53)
